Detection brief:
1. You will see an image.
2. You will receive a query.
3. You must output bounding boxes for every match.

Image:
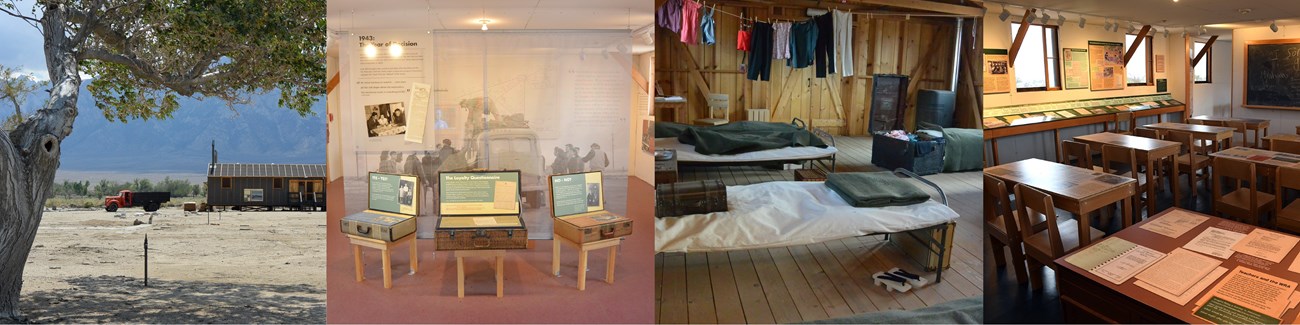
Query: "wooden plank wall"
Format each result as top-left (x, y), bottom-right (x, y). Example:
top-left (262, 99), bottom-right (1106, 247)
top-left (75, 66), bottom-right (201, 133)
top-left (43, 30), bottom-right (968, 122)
top-left (655, 4), bottom-right (964, 136)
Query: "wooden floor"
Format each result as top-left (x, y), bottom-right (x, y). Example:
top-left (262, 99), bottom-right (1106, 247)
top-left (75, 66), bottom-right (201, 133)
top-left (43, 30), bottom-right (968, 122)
top-left (655, 136), bottom-right (984, 323)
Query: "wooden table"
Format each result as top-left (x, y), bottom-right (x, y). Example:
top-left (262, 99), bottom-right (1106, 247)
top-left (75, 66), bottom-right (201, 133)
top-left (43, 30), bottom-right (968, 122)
top-left (1189, 115), bottom-right (1271, 148)
top-left (984, 159), bottom-right (1138, 244)
top-left (1263, 133), bottom-right (1300, 150)
top-left (456, 249), bottom-right (506, 298)
top-left (1143, 122), bottom-right (1236, 151)
top-left (348, 234), bottom-right (419, 289)
top-left (1209, 146), bottom-right (1300, 169)
top-left (1074, 133), bottom-right (1182, 215)
top-left (1055, 208), bottom-right (1300, 323)
top-left (552, 236), bottom-right (620, 291)
top-left (654, 97), bottom-right (687, 123)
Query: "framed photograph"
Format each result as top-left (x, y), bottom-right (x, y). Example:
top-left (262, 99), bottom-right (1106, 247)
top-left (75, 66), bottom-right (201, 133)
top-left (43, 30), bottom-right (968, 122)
top-left (364, 101), bottom-right (408, 137)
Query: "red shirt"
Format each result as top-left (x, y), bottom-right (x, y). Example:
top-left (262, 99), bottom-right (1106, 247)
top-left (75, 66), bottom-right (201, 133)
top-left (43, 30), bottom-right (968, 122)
top-left (737, 28), bottom-right (751, 51)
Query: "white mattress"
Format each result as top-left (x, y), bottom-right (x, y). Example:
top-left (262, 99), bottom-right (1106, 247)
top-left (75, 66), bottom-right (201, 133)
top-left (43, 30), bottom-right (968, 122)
top-left (656, 137), bottom-right (838, 163)
top-left (655, 181), bottom-right (959, 253)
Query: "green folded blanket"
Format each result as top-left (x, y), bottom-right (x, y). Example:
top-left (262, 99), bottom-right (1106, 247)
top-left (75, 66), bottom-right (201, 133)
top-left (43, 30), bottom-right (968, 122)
top-left (656, 121), bottom-right (829, 155)
top-left (825, 172), bottom-right (931, 207)
top-left (941, 127), bottom-right (983, 172)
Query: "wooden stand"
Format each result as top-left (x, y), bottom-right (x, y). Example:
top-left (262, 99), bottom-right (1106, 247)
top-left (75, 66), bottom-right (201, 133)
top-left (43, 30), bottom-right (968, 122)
top-left (348, 234), bottom-right (418, 289)
top-left (455, 249), bottom-right (506, 298)
top-left (551, 236), bottom-right (620, 290)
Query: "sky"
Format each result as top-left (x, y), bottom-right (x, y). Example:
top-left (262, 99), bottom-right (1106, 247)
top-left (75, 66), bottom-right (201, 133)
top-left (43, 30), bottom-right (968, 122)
top-left (0, 0), bottom-right (54, 81)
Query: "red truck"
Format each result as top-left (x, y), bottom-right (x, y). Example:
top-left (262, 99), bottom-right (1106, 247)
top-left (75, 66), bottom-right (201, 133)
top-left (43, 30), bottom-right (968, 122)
top-left (104, 190), bottom-right (171, 212)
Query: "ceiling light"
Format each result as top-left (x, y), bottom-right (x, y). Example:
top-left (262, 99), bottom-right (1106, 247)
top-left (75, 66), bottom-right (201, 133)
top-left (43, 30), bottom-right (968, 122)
top-left (388, 43), bottom-right (402, 57)
top-left (1104, 19), bottom-right (1111, 31)
top-left (1040, 10), bottom-right (1050, 23)
top-left (363, 44), bottom-right (378, 58)
top-left (1165, 28), bottom-right (1170, 38)
top-left (1127, 24), bottom-right (1136, 34)
top-left (1078, 16), bottom-right (1087, 28)
top-left (999, 4), bottom-right (1010, 22)
top-left (1271, 20), bottom-right (1279, 32)
top-left (479, 19), bottom-right (490, 31)
top-left (1201, 26), bottom-right (1208, 34)
top-left (1057, 13), bottom-right (1066, 26)
top-left (1026, 10), bottom-right (1035, 24)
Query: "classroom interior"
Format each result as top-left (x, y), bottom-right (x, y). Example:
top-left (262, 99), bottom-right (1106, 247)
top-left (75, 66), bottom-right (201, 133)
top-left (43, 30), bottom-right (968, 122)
top-left (982, 0), bottom-right (1300, 323)
top-left (652, 0), bottom-right (985, 323)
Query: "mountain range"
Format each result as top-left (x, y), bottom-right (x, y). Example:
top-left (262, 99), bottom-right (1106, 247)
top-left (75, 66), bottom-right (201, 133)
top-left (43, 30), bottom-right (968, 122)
top-left (11, 85), bottom-right (325, 174)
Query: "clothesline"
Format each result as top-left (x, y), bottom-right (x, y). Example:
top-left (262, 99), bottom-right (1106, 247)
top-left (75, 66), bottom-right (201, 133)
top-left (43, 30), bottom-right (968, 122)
top-left (687, 0), bottom-right (969, 25)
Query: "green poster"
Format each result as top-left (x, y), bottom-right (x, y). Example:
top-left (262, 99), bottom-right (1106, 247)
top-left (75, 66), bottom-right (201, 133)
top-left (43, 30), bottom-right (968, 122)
top-left (550, 172), bottom-right (604, 217)
top-left (1157, 79), bottom-right (1168, 92)
top-left (1194, 296), bottom-right (1281, 325)
top-left (369, 172), bottom-right (418, 215)
top-left (438, 171), bottom-right (521, 215)
top-left (1063, 48), bottom-right (1089, 89)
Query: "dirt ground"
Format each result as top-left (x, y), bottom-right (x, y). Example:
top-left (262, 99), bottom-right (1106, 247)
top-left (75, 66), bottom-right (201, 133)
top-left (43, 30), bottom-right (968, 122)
top-left (16, 207), bottom-right (325, 323)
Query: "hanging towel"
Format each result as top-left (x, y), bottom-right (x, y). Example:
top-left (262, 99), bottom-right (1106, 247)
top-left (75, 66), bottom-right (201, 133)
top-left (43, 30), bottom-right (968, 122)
top-left (737, 27), bottom-right (751, 51)
top-left (746, 21), bottom-right (774, 81)
top-left (656, 0), bottom-right (683, 34)
top-left (813, 14), bottom-right (835, 78)
top-left (833, 10), bottom-right (854, 77)
top-left (787, 19), bottom-right (817, 69)
top-left (772, 22), bottom-right (792, 60)
top-left (700, 7), bottom-right (716, 45)
top-left (680, 0), bottom-right (702, 44)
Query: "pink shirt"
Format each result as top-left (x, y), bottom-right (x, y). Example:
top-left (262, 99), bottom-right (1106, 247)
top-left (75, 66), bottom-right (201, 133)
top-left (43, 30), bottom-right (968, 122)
top-left (679, 0), bottom-right (702, 44)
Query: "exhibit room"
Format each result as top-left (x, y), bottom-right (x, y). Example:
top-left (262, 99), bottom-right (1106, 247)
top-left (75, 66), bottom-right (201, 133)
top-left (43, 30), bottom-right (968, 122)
top-left (982, 0), bottom-right (1300, 323)
top-left (322, 1), bottom-right (656, 323)
top-left (652, 0), bottom-right (985, 323)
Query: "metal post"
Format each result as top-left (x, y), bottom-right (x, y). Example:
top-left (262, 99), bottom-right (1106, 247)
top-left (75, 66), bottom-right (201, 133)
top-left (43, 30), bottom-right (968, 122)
top-left (950, 17), bottom-right (964, 92)
top-left (144, 234), bottom-right (149, 287)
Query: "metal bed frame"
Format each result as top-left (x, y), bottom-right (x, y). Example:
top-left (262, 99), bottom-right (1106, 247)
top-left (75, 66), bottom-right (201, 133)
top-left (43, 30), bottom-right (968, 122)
top-left (673, 118), bottom-right (839, 175)
top-left (873, 168), bottom-right (954, 284)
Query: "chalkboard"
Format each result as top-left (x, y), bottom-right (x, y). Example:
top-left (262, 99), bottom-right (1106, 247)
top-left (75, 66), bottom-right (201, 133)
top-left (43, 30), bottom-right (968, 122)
top-left (1245, 39), bottom-right (1300, 109)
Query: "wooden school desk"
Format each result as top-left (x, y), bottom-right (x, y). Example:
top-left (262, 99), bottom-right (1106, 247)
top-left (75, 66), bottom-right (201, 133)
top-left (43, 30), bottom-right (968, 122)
top-left (1188, 115), bottom-right (1270, 148)
top-left (984, 158), bottom-right (1138, 244)
top-left (1074, 132), bottom-right (1182, 214)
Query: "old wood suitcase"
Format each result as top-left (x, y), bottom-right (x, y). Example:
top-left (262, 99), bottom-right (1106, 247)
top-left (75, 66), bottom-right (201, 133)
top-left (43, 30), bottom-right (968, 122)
top-left (897, 222), bottom-right (955, 271)
top-left (434, 215), bottom-right (528, 250)
top-left (341, 211), bottom-right (417, 242)
top-left (655, 180), bottom-right (727, 218)
top-left (435, 170), bottom-right (527, 250)
top-left (654, 149), bottom-right (678, 185)
top-left (794, 169), bottom-right (827, 182)
top-left (548, 171), bottom-right (632, 244)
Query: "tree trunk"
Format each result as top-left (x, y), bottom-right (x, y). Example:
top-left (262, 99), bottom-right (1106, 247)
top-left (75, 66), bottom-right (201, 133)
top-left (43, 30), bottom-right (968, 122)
top-left (0, 5), bottom-right (81, 320)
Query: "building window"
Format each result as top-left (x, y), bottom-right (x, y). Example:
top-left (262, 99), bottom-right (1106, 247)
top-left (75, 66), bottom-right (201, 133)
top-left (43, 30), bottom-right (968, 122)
top-left (1125, 34), bottom-right (1153, 86)
top-left (273, 178), bottom-right (283, 189)
top-left (1194, 41), bottom-right (1212, 83)
top-left (1011, 23), bottom-right (1061, 91)
top-left (221, 177), bottom-right (232, 189)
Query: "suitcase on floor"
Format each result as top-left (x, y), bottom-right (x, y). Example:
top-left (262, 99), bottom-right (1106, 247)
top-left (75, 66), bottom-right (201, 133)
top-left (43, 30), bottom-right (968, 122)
top-left (341, 211), bottom-right (417, 242)
top-left (655, 180), bottom-right (727, 218)
top-left (434, 215), bottom-right (528, 250)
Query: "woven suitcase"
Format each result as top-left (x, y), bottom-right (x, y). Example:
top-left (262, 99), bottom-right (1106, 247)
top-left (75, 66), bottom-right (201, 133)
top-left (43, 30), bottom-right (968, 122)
top-left (434, 215), bottom-right (528, 250)
top-left (341, 211), bottom-right (416, 242)
top-left (655, 180), bottom-right (727, 218)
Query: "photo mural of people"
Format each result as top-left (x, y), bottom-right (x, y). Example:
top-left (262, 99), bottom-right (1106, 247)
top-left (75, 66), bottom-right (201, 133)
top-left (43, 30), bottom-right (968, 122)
top-left (550, 142), bottom-right (609, 174)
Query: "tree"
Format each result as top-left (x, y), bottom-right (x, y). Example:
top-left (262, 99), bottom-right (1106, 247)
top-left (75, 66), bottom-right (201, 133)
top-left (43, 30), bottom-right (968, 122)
top-left (0, 64), bottom-right (44, 131)
top-left (0, 0), bottom-right (323, 319)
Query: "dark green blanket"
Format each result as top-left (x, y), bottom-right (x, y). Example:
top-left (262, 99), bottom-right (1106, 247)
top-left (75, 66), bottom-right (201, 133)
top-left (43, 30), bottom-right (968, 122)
top-left (825, 172), bottom-right (931, 207)
top-left (655, 121), bottom-right (829, 155)
top-left (942, 127), bottom-right (983, 172)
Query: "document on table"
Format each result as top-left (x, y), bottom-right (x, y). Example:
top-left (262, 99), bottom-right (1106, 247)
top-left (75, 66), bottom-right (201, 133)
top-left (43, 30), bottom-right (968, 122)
top-left (1194, 266), bottom-right (1296, 323)
top-left (1136, 266), bottom-right (1228, 306)
top-left (1139, 209), bottom-right (1209, 238)
top-left (472, 217), bottom-right (498, 226)
top-left (1231, 229), bottom-right (1300, 263)
top-left (1184, 227), bottom-right (1249, 259)
top-left (1135, 248), bottom-right (1222, 296)
top-left (1092, 245), bottom-right (1167, 285)
top-left (492, 181), bottom-right (518, 210)
top-left (1065, 237), bottom-right (1138, 270)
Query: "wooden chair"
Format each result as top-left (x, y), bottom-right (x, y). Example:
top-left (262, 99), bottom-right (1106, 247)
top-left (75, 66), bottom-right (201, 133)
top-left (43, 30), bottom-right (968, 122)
top-left (1101, 144), bottom-right (1144, 225)
top-left (1272, 139), bottom-right (1300, 155)
top-left (1276, 167), bottom-right (1300, 234)
top-left (1016, 183), bottom-right (1105, 290)
top-left (1212, 157), bottom-right (1275, 226)
top-left (1225, 120), bottom-right (1249, 148)
top-left (1112, 112), bottom-right (1135, 134)
top-left (1061, 140), bottom-right (1097, 170)
top-left (1166, 131), bottom-right (1211, 200)
top-left (1134, 127), bottom-right (1162, 139)
top-left (984, 175), bottom-right (1043, 284)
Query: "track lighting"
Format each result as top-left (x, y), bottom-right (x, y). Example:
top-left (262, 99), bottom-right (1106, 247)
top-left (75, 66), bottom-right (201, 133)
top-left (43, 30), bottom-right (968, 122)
top-left (480, 19), bottom-right (490, 31)
top-left (1127, 24), bottom-right (1136, 34)
top-left (1057, 13), bottom-right (1066, 26)
top-left (1164, 28), bottom-right (1170, 38)
top-left (1078, 16), bottom-right (1086, 29)
top-left (998, 4), bottom-right (1010, 22)
top-left (1040, 10), bottom-right (1050, 23)
top-left (1025, 10), bottom-right (1035, 24)
top-left (1104, 19), bottom-right (1111, 31)
top-left (1271, 20), bottom-right (1279, 33)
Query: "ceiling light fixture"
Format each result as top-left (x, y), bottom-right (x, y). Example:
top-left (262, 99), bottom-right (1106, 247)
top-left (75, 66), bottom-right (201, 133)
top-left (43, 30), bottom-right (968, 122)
top-left (1057, 12), bottom-right (1066, 26)
top-left (998, 4), bottom-right (1011, 22)
top-left (1127, 24), bottom-right (1136, 34)
top-left (1271, 20), bottom-right (1279, 32)
top-left (1103, 18), bottom-right (1111, 31)
top-left (480, 19), bottom-right (490, 31)
top-left (1025, 9), bottom-right (1035, 24)
top-left (1040, 10), bottom-right (1050, 23)
top-left (1078, 16), bottom-right (1087, 28)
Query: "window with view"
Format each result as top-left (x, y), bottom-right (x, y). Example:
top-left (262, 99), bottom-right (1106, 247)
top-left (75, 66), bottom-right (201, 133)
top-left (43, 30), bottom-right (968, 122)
top-left (1124, 34), bottom-right (1152, 85)
top-left (1011, 23), bottom-right (1060, 91)
top-left (1193, 41), bottom-right (1211, 83)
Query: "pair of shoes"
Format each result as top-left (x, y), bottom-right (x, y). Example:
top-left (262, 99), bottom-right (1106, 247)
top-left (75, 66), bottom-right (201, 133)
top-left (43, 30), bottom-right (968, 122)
top-left (889, 267), bottom-right (928, 288)
top-left (873, 271), bottom-right (913, 293)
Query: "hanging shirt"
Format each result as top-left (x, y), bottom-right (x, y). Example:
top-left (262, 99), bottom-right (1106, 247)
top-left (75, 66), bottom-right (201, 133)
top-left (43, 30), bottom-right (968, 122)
top-left (700, 7), bottom-right (716, 45)
top-left (679, 0), bottom-right (702, 44)
top-left (737, 27), bottom-right (751, 51)
top-left (787, 19), bottom-right (817, 69)
top-left (813, 13), bottom-right (835, 77)
top-left (772, 22), bottom-right (792, 60)
top-left (656, 0), bottom-right (683, 34)
top-left (833, 10), bottom-right (854, 77)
